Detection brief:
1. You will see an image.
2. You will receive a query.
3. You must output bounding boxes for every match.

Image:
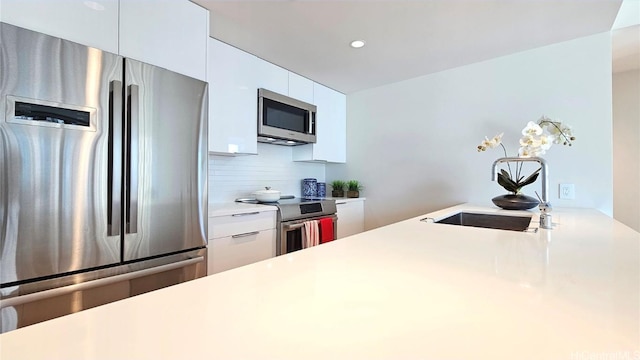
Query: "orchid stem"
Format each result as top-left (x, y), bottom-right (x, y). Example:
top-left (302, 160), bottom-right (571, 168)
top-left (499, 143), bottom-right (513, 178)
top-left (540, 120), bottom-right (572, 145)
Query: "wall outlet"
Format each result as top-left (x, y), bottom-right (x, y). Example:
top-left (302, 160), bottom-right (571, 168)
top-left (559, 183), bottom-right (575, 200)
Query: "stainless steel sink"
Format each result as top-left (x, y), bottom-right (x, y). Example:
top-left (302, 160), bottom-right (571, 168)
top-left (435, 212), bottom-right (533, 231)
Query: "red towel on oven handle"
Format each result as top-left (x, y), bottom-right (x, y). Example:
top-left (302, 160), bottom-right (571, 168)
top-left (319, 217), bottom-right (334, 243)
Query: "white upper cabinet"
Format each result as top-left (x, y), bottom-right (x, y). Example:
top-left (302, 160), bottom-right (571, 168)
top-left (206, 40), bottom-right (345, 160)
top-left (288, 72), bottom-right (314, 104)
top-left (206, 42), bottom-right (290, 155)
top-left (293, 83), bottom-right (346, 163)
top-left (119, 0), bottom-right (208, 81)
top-left (0, 0), bottom-right (208, 80)
top-left (0, 0), bottom-right (119, 53)
top-left (254, 58), bottom-right (289, 96)
top-left (207, 38), bottom-right (258, 155)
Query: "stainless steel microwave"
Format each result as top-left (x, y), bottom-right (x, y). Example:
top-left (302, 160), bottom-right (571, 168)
top-left (257, 88), bottom-right (317, 145)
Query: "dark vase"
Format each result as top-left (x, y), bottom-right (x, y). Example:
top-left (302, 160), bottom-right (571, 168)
top-left (332, 190), bottom-right (344, 197)
top-left (492, 193), bottom-right (539, 210)
top-left (347, 190), bottom-right (360, 198)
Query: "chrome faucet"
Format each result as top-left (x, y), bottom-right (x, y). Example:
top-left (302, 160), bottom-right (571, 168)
top-left (491, 157), bottom-right (553, 229)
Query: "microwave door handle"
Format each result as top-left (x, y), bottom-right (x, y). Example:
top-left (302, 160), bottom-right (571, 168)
top-left (108, 80), bottom-right (123, 236)
top-left (126, 84), bottom-right (139, 234)
top-left (308, 111), bottom-right (314, 134)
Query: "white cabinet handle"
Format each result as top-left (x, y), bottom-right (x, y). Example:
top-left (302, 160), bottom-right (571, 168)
top-left (232, 212), bottom-right (260, 217)
top-left (232, 231), bottom-right (260, 238)
top-left (336, 202), bottom-right (347, 205)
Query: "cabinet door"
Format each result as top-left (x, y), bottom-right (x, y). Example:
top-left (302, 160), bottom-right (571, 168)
top-left (336, 200), bottom-right (364, 239)
top-left (254, 59), bottom-right (289, 96)
top-left (293, 83), bottom-right (346, 163)
top-left (207, 229), bottom-right (276, 274)
top-left (0, 0), bottom-right (119, 53)
top-left (288, 72), bottom-right (314, 104)
top-left (207, 38), bottom-right (258, 155)
top-left (119, 0), bottom-right (208, 80)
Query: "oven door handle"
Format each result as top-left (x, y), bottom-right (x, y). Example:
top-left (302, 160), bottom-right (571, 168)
top-left (283, 223), bottom-right (306, 230)
top-left (282, 215), bottom-right (337, 230)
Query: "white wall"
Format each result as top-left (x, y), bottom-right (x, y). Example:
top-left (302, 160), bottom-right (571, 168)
top-left (612, 69), bottom-right (640, 232)
top-left (328, 32), bottom-right (613, 230)
top-left (209, 143), bottom-right (325, 203)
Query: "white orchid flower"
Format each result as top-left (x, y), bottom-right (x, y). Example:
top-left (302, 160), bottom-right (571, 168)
top-left (518, 146), bottom-right (534, 157)
top-left (485, 133), bottom-right (503, 148)
top-left (519, 134), bottom-right (542, 148)
top-left (491, 132), bottom-right (504, 145)
top-left (521, 121), bottom-right (543, 136)
top-left (477, 132), bottom-right (503, 151)
top-left (539, 135), bottom-right (553, 150)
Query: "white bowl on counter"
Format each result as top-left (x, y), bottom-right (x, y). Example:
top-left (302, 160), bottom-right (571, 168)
top-left (253, 187), bottom-right (281, 202)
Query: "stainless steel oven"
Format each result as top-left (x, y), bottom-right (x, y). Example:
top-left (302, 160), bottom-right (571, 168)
top-left (236, 197), bottom-right (337, 255)
top-left (280, 213), bottom-right (338, 255)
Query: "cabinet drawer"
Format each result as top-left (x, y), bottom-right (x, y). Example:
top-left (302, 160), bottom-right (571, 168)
top-left (207, 229), bottom-right (276, 274)
top-left (209, 211), bottom-right (276, 239)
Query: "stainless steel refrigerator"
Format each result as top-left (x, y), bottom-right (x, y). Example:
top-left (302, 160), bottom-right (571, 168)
top-left (0, 23), bottom-right (208, 330)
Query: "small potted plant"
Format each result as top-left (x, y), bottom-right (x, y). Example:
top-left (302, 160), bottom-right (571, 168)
top-left (346, 180), bottom-right (362, 198)
top-left (330, 180), bottom-right (346, 197)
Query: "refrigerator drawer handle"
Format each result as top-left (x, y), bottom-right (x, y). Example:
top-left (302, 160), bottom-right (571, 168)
top-left (232, 231), bottom-right (260, 239)
top-left (0, 257), bottom-right (204, 309)
top-left (126, 84), bottom-right (139, 234)
top-left (108, 80), bottom-right (123, 236)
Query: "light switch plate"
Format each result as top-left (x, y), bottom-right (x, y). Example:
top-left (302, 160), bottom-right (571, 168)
top-left (559, 183), bottom-right (575, 200)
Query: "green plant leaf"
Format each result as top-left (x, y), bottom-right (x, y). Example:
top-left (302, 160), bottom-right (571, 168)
top-left (497, 173), bottom-right (518, 193)
top-left (518, 168), bottom-right (541, 188)
top-left (330, 180), bottom-right (346, 190)
top-left (347, 180), bottom-right (362, 191)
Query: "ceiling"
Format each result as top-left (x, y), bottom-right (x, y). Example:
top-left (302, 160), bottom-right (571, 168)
top-left (193, 0), bottom-right (637, 94)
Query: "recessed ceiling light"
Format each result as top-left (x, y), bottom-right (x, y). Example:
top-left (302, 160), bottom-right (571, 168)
top-left (350, 40), bottom-right (366, 49)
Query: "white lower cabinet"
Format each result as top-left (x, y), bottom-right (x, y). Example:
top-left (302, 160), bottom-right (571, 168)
top-left (336, 199), bottom-right (365, 239)
top-left (207, 210), bottom-right (276, 275)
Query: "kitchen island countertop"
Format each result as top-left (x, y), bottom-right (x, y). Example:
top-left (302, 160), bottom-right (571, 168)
top-left (1, 204), bottom-right (638, 359)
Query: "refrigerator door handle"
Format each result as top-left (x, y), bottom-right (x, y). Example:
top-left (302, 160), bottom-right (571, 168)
top-left (108, 80), bottom-right (123, 236)
top-left (126, 84), bottom-right (139, 234)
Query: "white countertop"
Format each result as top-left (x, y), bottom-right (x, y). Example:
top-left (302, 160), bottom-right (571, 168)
top-left (208, 197), bottom-right (364, 217)
top-left (208, 202), bottom-right (277, 217)
top-left (2, 204), bottom-right (639, 359)
top-left (324, 196), bottom-right (366, 203)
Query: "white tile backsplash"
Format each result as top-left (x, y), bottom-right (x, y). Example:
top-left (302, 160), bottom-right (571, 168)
top-left (209, 143), bottom-right (325, 203)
